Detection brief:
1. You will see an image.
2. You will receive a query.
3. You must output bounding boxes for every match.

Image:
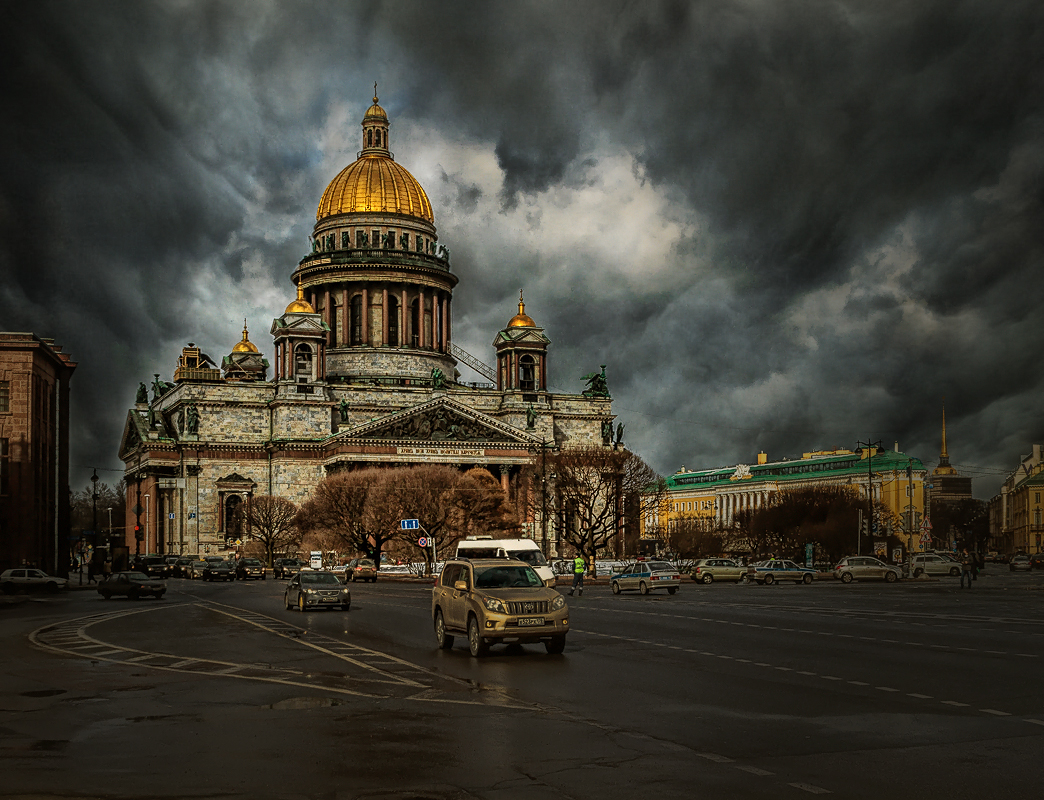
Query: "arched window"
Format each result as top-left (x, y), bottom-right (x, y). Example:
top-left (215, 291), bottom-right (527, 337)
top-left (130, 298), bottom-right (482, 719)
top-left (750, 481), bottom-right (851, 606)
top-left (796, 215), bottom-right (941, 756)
top-left (367, 129), bottom-right (373, 147)
top-left (519, 354), bottom-right (536, 391)
top-left (410, 298), bottom-right (420, 347)
top-left (350, 295), bottom-right (363, 345)
top-left (375, 129), bottom-right (382, 147)
top-left (224, 495), bottom-right (244, 537)
top-left (294, 343), bottom-right (313, 381)
top-left (387, 295), bottom-right (399, 347)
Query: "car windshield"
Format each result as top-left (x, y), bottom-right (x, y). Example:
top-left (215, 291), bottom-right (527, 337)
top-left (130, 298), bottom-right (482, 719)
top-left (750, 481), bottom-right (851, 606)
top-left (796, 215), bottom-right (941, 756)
top-left (506, 550), bottom-right (548, 567)
top-left (648, 561), bottom-right (674, 572)
top-left (242, 559), bottom-right (261, 565)
top-left (357, 560), bottom-right (374, 567)
top-left (301, 572), bottom-right (341, 585)
top-left (125, 572), bottom-right (149, 581)
top-left (474, 565), bottom-right (542, 588)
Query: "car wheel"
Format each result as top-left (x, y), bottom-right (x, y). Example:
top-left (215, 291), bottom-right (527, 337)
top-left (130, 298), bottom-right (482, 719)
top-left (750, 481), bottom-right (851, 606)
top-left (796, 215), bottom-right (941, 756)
top-left (885, 571), bottom-right (898, 583)
top-left (841, 572), bottom-right (854, 584)
top-left (285, 594), bottom-right (292, 610)
top-left (611, 581), bottom-right (621, 595)
top-left (914, 568), bottom-right (924, 578)
top-left (639, 581), bottom-right (649, 595)
top-left (434, 610), bottom-right (454, 649)
top-left (949, 568), bottom-right (960, 577)
top-left (763, 574), bottom-right (774, 585)
top-left (370, 577), bottom-right (377, 583)
top-left (667, 586), bottom-right (678, 595)
top-left (1, 583), bottom-right (14, 595)
top-left (702, 573), bottom-right (714, 584)
top-left (262, 574), bottom-right (266, 580)
top-left (545, 636), bottom-right (566, 655)
top-left (128, 591), bottom-right (140, 601)
top-left (802, 574), bottom-right (813, 585)
top-left (45, 581), bottom-right (59, 593)
top-left (101, 590), bottom-right (112, 600)
top-left (467, 616), bottom-right (488, 657)
top-left (156, 592), bottom-right (165, 600)
top-left (298, 594), bottom-right (307, 612)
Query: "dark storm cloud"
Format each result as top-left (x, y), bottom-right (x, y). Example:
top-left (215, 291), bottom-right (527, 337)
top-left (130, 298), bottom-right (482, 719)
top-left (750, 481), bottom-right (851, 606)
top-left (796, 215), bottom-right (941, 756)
top-left (2, 0), bottom-right (1041, 497)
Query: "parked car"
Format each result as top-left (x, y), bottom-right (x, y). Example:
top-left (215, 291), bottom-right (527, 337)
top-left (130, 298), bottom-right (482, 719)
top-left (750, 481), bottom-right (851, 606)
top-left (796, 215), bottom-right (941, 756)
top-left (235, 558), bottom-right (266, 580)
top-left (610, 560), bottom-right (682, 595)
top-left (748, 559), bottom-right (817, 585)
top-left (834, 556), bottom-right (901, 583)
top-left (98, 571), bottom-right (166, 600)
top-left (273, 558), bottom-right (305, 579)
top-left (187, 560), bottom-right (209, 579)
top-left (1010, 554), bottom-right (1032, 572)
top-left (689, 558), bottom-right (745, 584)
top-left (911, 553), bottom-right (962, 578)
top-left (432, 558), bottom-right (568, 656)
top-left (1029, 553), bottom-right (1044, 570)
top-left (202, 561), bottom-right (235, 582)
top-left (284, 570), bottom-right (350, 611)
top-left (0, 568), bottom-right (68, 593)
top-left (347, 558), bottom-right (378, 582)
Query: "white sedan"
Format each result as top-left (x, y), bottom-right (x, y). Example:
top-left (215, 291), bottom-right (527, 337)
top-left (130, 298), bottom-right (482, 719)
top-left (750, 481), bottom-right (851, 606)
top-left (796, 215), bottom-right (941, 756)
top-left (1, 568), bottom-right (69, 593)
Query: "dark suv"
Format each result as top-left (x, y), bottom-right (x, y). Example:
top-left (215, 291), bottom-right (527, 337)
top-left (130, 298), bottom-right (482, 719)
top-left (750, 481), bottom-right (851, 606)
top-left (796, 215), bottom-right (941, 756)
top-left (136, 555), bottom-right (170, 579)
top-left (274, 558), bottom-right (305, 579)
top-left (236, 558), bottom-right (266, 580)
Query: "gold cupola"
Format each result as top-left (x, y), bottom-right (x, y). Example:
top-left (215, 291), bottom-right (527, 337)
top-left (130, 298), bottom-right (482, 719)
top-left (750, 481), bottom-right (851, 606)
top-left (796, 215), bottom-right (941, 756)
top-left (315, 87), bottom-right (433, 223)
top-left (231, 320), bottom-right (260, 353)
top-left (507, 290), bottom-right (536, 328)
top-left (284, 285), bottom-right (316, 314)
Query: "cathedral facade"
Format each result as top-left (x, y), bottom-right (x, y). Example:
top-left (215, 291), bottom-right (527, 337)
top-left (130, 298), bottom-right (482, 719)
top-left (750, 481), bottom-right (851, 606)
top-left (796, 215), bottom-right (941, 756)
top-left (118, 95), bottom-right (612, 558)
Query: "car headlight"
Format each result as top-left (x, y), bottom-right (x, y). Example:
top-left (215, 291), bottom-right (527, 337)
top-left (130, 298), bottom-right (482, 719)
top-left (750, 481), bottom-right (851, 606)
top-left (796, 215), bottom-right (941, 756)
top-left (305, 588), bottom-right (318, 595)
top-left (483, 597), bottom-right (506, 614)
top-left (551, 594), bottom-right (566, 611)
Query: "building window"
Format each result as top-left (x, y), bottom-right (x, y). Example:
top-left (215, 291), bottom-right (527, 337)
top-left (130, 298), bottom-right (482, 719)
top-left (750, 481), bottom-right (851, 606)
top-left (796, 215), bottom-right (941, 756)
top-left (294, 344), bottom-right (313, 381)
top-left (367, 129), bottom-right (373, 147)
top-left (519, 355), bottom-right (536, 391)
top-left (387, 295), bottom-right (399, 347)
top-left (0, 381), bottom-right (7, 413)
top-left (372, 230), bottom-right (380, 249)
top-left (410, 298), bottom-right (420, 347)
top-left (385, 230), bottom-right (395, 249)
top-left (1036, 492), bottom-right (1040, 504)
top-left (350, 295), bottom-right (363, 345)
top-left (375, 129), bottom-right (382, 147)
top-left (0, 438), bottom-right (8, 495)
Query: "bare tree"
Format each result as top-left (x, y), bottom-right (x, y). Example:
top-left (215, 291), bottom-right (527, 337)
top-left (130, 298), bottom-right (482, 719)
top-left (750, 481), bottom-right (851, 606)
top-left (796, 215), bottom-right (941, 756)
top-left (662, 515), bottom-right (723, 570)
top-left (550, 446), bottom-right (665, 571)
top-left (243, 495), bottom-right (300, 566)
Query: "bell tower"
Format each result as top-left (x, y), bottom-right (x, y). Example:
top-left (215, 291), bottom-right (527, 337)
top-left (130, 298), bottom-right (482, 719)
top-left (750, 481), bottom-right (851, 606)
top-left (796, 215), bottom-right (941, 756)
top-left (493, 291), bottom-right (550, 393)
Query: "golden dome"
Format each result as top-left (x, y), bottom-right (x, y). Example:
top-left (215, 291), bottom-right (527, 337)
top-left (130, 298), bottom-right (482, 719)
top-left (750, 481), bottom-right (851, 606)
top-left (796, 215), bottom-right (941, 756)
top-left (507, 290), bottom-right (536, 328)
top-left (317, 154), bottom-right (433, 223)
top-left (364, 98), bottom-right (388, 121)
top-left (285, 285), bottom-right (315, 314)
top-left (231, 320), bottom-right (259, 353)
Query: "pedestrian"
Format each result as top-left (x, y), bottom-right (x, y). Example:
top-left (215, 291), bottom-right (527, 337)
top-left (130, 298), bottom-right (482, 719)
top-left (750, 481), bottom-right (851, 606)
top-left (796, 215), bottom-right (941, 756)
top-left (959, 549), bottom-right (973, 589)
top-left (568, 554), bottom-right (585, 596)
top-left (86, 559), bottom-right (97, 584)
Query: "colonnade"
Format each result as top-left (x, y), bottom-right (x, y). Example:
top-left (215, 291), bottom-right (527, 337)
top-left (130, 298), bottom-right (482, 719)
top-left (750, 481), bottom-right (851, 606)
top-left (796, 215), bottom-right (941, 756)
top-left (311, 285), bottom-right (451, 351)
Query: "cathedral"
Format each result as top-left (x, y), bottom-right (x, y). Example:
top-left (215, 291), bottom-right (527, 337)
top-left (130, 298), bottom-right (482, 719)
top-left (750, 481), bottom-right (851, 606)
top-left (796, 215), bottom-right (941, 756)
top-left (118, 93), bottom-right (613, 558)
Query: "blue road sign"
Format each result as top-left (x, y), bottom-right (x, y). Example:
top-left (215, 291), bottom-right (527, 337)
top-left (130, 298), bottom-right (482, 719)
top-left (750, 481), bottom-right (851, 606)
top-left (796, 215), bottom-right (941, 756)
top-left (400, 519), bottom-right (420, 530)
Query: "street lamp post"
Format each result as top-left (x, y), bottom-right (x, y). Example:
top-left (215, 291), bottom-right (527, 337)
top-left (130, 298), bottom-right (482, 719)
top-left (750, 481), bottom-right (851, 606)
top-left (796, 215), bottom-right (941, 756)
top-left (144, 493), bottom-right (151, 555)
top-left (90, 468), bottom-right (99, 558)
top-left (106, 507), bottom-right (113, 551)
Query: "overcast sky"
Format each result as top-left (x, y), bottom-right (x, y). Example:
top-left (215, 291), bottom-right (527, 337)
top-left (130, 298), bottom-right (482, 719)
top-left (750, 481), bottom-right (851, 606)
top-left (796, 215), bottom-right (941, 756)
top-left (3, 1), bottom-right (1041, 499)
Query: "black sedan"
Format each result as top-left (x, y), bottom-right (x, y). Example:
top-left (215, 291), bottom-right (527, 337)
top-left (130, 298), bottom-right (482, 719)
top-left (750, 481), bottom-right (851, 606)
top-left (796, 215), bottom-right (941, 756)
top-left (202, 561), bottom-right (235, 581)
top-left (98, 571), bottom-right (166, 600)
top-left (284, 571), bottom-right (350, 611)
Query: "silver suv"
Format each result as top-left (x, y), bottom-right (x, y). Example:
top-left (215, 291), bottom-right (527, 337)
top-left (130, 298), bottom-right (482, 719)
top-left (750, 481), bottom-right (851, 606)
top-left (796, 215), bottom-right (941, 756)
top-left (432, 558), bottom-right (568, 657)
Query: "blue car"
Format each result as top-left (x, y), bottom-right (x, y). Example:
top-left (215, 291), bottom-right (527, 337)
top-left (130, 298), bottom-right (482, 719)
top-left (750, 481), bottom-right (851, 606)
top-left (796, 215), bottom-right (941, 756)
top-left (609, 560), bottom-right (682, 595)
top-left (747, 559), bottom-right (817, 585)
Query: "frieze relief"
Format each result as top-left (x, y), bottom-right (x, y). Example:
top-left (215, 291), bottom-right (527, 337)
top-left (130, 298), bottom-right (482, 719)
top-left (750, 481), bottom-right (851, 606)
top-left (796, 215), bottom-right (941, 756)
top-left (364, 406), bottom-right (515, 443)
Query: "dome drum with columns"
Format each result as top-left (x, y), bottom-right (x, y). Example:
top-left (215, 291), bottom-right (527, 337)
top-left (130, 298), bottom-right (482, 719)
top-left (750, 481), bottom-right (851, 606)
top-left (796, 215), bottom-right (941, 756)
top-left (118, 91), bottom-right (614, 561)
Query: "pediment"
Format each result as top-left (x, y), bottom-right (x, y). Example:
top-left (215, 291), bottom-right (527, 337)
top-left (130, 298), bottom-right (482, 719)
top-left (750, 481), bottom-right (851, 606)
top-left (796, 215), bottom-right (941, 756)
top-left (493, 327), bottom-right (550, 346)
top-left (337, 397), bottom-right (538, 445)
top-left (117, 410), bottom-right (147, 459)
top-left (216, 472), bottom-right (257, 488)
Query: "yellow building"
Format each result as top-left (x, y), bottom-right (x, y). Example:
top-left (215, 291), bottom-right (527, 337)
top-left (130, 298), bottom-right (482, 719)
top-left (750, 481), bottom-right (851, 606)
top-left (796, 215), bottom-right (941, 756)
top-left (989, 444), bottom-right (1044, 554)
top-left (644, 445), bottom-right (927, 553)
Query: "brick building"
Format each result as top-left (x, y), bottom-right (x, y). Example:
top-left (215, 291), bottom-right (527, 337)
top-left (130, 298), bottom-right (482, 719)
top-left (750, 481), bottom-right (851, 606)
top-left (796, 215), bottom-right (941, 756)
top-left (118, 94), bottom-right (612, 557)
top-left (0, 333), bottom-right (77, 573)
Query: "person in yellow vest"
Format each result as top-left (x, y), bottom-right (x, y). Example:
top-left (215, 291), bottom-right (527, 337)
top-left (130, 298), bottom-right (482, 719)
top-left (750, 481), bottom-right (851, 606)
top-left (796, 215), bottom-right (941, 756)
top-left (568, 555), bottom-right (585, 596)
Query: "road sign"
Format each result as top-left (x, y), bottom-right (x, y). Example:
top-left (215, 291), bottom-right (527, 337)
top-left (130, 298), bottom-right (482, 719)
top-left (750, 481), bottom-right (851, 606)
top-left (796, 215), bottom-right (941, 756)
top-left (401, 519), bottom-right (420, 530)
top-left (921, 518), bottom-right (933, 531)
top-left (418, 537), bottom-right (428, 547)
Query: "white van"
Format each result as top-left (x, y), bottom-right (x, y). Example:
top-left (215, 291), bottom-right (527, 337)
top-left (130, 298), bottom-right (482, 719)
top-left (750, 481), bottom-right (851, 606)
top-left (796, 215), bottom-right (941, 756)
top-left (455, 537), bottom-right (556, 586)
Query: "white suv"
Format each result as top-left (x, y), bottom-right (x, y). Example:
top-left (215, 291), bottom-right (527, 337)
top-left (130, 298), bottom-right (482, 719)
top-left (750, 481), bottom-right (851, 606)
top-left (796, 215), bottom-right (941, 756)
top-left (911, 553), bottom-right (961, 578)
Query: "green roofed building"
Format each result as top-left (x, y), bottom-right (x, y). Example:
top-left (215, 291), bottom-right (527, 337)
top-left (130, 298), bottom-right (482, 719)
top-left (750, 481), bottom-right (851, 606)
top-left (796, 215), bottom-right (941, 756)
top-left (643, 445), bottom-right (928, 554)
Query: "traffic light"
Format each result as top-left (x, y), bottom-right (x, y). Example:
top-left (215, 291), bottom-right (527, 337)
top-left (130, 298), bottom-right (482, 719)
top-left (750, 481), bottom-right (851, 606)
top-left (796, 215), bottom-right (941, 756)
top-left (134, 524), bottom-right (143, 541)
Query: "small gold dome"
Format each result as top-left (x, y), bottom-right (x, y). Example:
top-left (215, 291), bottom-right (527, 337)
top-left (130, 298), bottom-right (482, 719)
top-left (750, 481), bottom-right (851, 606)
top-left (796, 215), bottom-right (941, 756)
top-left (232, 320), bottom-right (259, 353)
top-left (507, 291), bottom-right (536, 328)
top-left (285, 285), bottom-right (315, 314)
top-left (317, 155), bottom-right (433, 223)
top-left (364, 96), bottom-right (388, 121)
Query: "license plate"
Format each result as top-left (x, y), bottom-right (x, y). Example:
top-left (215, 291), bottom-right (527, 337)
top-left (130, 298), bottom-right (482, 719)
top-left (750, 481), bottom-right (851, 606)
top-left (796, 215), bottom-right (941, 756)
top-left (321, 597), bottom-right (337, 603)
top-left (518, 617), bottom-right (545, 627)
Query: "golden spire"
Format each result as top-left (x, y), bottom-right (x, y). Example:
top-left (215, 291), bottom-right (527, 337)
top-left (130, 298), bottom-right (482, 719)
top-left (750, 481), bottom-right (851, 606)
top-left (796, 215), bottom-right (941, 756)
top-left (940, 401), bottom-right (948, 460)
top-left (232, 319), bottom-right (259, 353)
top-left (507, 288), bottom-right (536, 328)
top-left (374, 81), bottom-right (378, 104)
top-left (933, 400), bottom-right (957, 476)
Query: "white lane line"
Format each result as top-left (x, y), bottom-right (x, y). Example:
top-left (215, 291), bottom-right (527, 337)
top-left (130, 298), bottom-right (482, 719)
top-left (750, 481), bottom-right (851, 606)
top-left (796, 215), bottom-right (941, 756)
top-left (876, 687), bottom-right (900, 692)
top-left (981, 709), bottom-right (1011, 716)
top-left (797, 671), bottom-right (817, 676)
top-left (735, 765), bottom-right (774, 776)
top-left (754, 662), bottom-right (771, 667)
top-left (775, 666), bottom-right (793, 671)
top-left (908, 693), bottom-right (933, 699)
top-left (848, 681), bottom-right (869, 686)
top-left (125, 654), bottom-right (157, 662)
top-left (169, 659), bottom-right (199, 668)
top-left (1025, 719), bottom-right (1044, 726)
top-left (822, 676), bottom-right (842, 681)
top-left (789, 782), bottom-right (831, 794)
top-left (735, 658), bottom-right (752, 663)
top-left (942, 700), bottom-right (969, 707)
top-left (697, 752), bottom-right (734, 763)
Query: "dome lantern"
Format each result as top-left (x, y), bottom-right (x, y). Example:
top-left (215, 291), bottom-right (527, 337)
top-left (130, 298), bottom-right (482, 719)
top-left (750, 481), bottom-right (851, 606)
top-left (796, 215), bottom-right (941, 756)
top-left (231, 319), bottom-right (260, 353)
top-left (507, 289), bottom-right (536, 328)
top-left (362, 83), bottom-right (391, 156)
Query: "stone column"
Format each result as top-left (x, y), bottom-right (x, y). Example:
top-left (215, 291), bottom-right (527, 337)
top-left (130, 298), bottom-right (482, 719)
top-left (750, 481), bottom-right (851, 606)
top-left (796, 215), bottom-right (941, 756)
top-left (341, 288), bottom-right (349, 347)
top-left (401, 288), bottom-right (408, 347)
top-left (362, 289), bottom-right (369, 346)
top-left (500, 465), bottom-right (510, 497)
top-left (419, 288), bottom-right (427, 348)
top-left (440, 294), bottom-right (448, 352)
top-left (323, 290), bottom-right (332, 347)
top-left (382, 287), bottom-right (389, 346)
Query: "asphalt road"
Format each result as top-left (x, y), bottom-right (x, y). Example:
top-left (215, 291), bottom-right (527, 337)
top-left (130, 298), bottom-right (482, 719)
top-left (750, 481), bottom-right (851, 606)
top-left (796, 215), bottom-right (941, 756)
top-left (1, 568), bottom-right (1042, 800)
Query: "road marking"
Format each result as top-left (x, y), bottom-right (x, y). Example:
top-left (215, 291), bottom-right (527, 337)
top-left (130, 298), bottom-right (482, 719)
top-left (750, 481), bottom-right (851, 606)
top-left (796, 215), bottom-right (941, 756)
top-left (908, 693), bottom-right (933, 699)
top-left (848, 681), bottom-right (869, 686)
top-left (789, 782), bottom-right (831, 794)
top-left (981, 709), bottom-right (1011, 716)
top-left (797, 671), bottom-right (817, 676)
top-left (735, 765), bottom-right (773, 776)
top-left (822, 675), bottom-right (842, 681)
top-left (876, 687), bottom-right (899, 692)
top-left (1025, 719), bottom-right (1044, 726)
top-left (942, 700), bottom-right (969, 707)
top-left (697, 752), bottom-right (734, 763)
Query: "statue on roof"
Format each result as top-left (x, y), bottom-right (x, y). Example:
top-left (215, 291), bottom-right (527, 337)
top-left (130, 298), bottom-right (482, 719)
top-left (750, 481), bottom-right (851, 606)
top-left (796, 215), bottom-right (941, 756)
top-left (431, 367), bottom-right (446, 390)
top-left (526, 404), bottom-right (537, 429)
top-left (338, 398), bottom-right (350, 423)
top-left (185, 404), bottom-right (200, 435)
top-left (601, 418), bottom-right (613, 446)
top-left (581, 365), bottom-right (609, 398)
top-left (135, 382), bottom-right (148, 404)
